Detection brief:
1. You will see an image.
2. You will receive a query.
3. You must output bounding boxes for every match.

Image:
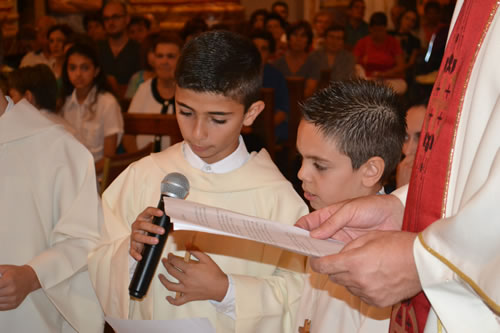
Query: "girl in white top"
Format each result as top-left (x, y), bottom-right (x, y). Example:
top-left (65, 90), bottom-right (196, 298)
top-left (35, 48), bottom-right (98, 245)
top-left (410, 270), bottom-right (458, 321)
top-left (61, 42), bottom-right (124, 174)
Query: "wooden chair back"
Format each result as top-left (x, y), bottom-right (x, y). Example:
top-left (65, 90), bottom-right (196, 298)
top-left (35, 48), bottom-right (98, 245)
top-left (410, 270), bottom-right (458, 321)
top-left (100, 143), bottom-right (153, 195)
top-left (123, 113), bottom-right (183, 144)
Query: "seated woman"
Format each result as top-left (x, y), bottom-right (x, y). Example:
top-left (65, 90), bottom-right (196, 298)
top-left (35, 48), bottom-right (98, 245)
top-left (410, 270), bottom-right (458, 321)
top-left (47, 24), bottom-right (74, 93)
top-left (353, 12), bottom-right (406, 93)
top-left (264, 12), bottom-right (288, 60)
top-left (309, 24), bottom-right (356, 82)
top-left (390, 9), bottom-right (422, 80)
top-left (273, 20), bottom-right (320, 98)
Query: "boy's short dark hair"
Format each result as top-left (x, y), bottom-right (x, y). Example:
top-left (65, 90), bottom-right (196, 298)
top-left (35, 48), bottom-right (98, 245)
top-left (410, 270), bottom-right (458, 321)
top-left (175, 30), bottom-right (262, 111)
top-left (8, 64), bottom-right (57, 111)
top-left (301, 79), bottom-right (406, 183)
top-left (249, 29), bottom-right (276, 54)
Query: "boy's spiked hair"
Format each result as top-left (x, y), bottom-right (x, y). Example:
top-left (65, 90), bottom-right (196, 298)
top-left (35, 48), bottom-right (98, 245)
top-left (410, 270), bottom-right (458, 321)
top-left (175, 30), bottom-right (262, 111)
top-left (301, 79), bottom-right (406, 183)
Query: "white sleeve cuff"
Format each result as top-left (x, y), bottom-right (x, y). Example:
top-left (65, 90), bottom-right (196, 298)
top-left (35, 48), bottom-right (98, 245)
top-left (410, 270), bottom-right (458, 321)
top-left (390, 183), bottom-right (408, 206)
top-left (129, 254), bottom-right (138, 281)
top-left (209, 274), bottom-right (236, 320)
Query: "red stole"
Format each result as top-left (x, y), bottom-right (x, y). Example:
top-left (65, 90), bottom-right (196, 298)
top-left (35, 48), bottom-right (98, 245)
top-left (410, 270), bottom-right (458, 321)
top-left (389, 1), bottom-right (499, 332)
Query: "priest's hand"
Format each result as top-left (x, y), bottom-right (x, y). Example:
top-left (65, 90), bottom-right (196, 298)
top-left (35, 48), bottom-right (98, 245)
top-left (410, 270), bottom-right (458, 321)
top-left (310, 231), bottom-right (421, 307)
top-left (130, 207), bottom-right (165, 261)
top-left (295, 194), bottom-right (404, 243)
top-left (0, 265), bottom-right (41, 310)
top-left (159, 251), bottom-right (229, 306)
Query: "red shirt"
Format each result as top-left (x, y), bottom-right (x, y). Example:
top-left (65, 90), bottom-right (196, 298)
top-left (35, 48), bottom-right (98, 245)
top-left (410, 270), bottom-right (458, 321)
top-left (353, 35), bottom-right (402, 77)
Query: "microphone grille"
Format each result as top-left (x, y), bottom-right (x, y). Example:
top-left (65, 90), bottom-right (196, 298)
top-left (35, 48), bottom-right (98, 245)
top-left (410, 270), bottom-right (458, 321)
top-left (161, 172), bottom-right (190, 199)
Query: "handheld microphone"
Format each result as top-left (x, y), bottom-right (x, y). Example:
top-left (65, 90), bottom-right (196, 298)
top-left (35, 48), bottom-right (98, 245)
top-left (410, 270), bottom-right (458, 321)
top-left (129, 172), bottom-right (190, 299)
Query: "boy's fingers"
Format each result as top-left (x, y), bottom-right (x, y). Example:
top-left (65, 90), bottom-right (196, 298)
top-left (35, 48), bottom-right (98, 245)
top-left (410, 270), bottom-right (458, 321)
top-left (132, 221), bottom-right (165, 236)
top-left (166, 294), bottom-right (188, 306)
top-left (139, 207), bottom-right (164, 219)
top-left (158, 273), bottom-right (182, 292)
top-left (132, 232), bottom-right (160, 246)
top-left (162, 257), bottom-right (186, 280)
top-left (166, 253), bottom-right (191, 271)
top-left (187, 250), bottom-right (207, 263)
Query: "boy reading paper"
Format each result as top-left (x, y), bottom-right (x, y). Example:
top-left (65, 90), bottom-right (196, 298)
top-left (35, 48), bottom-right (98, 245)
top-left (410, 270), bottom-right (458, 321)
top-left (88, 30), bottom-right (308, 332)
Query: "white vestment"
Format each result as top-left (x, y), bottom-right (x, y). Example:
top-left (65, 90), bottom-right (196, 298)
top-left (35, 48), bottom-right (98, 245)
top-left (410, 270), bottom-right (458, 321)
top-left (0, 99), bottom-right (104, 332)
top-left (88, 143), bottom-right (309, 332)
top-left (294, 262), bottom-right (391, 333)
top-left (394, 1), bottom-right (500, 331)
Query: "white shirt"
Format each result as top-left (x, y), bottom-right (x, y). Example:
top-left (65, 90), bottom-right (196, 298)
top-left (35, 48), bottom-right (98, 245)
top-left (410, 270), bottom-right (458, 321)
top-left (62, 86), bottom-right (124, 161)
top-left (128, 79), bottom-right (175, 150)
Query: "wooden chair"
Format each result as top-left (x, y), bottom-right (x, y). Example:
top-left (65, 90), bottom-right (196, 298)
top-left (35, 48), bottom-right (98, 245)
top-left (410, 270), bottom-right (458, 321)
top-left (252, 87), bottom-right (276, 160)
top-left (100, 142), bottom-right (153, 195)
top-left (123, 113), bottom-right (183, 143)
top-left (286, 77), bottom-right (306, 175)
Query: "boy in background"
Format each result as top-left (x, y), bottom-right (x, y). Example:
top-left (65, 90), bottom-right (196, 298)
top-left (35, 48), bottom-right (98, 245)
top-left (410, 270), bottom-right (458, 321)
top-left (88, 30), bottom-right (308, 332)
top-left (294, 79), bottom-right (406, 332)
top-left (7, 64), bottom-right (80, 140)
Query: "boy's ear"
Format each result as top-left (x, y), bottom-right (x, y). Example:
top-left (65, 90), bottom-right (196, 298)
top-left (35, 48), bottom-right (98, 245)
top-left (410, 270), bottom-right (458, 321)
top-left (242, 100), bottom-right (265, 127)
top-left (24, 90), bottom-right (35, 105)
top-left (360, 156), bottom-right (385, 188)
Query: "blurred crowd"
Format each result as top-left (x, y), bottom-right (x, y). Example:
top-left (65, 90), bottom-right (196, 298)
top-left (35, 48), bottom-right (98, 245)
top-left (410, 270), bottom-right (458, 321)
top-left (0, 0), bottom-right (455, 183)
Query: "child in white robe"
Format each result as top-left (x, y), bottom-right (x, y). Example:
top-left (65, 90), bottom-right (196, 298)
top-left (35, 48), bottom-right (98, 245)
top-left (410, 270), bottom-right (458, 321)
top-left (88, 30), bottom-right (309, 333)
top-left (293, 79), bottom-right (406, 332)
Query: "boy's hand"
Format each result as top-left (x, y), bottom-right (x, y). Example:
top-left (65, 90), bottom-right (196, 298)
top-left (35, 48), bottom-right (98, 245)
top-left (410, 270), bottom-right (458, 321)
top-left (0, 265), bottom-right (41, 310)
top-left (130, 207), bottom-right (165, 261)
top-left (295, 194), bottom-right (404, 243)
top-left (159, 251), bottom-right (229, 306)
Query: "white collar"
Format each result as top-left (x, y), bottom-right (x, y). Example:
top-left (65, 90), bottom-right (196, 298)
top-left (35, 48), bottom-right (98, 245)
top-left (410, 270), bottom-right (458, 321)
top-left (68, 86), bottom-right (97, 107)
top-left (2, 96), bottom-right (14, 116)
top-left (182, 136), bottom-right (250, 174)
